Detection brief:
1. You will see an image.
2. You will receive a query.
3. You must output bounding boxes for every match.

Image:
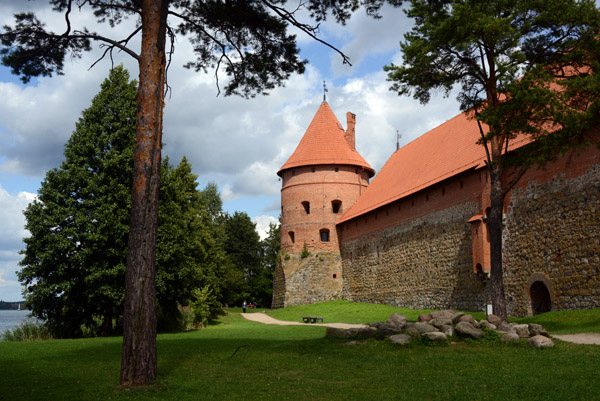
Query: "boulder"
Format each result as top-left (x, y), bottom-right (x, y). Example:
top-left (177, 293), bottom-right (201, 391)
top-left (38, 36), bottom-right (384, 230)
top-left (418, 314), bottom-right (433, 323)
top-left (497, 322), bottom-right (515, 333)
top-left (527, 335), bottom-right (554, 349)
top-left (487, 314), bottom-right (502, 326)
top-left (326, 327), bottom-right (345, 338)
top-left (431, 316), bottom-right (453, 329)
top-left (455, 322), bottom-right (484, 339)
top-left (389, 334), bottom-right (412, 345)
top-left (404, 322), bottom-right (439, 336)
top-left (513, 324), bottom-right (531, 338)
top-left (528, 323), bottom-right (549, 337)
top-left (430, 310), bottom-right (455, 319)
top-left (455, 313), bottom-right (478, 327)
top-left (500, 332), bottom-right (520, 343)
top-left (344, 327), bottom-right (377, 339)
top-left (479, 320), bottom-right (497, 331)
top-left (423, 332), bottom-right (447, 342)
top-left (376, 323), bottom-right (404, 339)
top-left (440, 324), bottom-right (455, 337)
top-left (387, 313), bottom-right (407, 329)
top-left (452, 313), bottom-right (467, 324)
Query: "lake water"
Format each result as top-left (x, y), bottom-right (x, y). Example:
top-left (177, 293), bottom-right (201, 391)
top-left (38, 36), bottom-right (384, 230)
top-left (0, 310), bottom-right (34, 333)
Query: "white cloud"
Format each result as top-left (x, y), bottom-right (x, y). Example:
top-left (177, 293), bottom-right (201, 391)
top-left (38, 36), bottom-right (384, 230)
top-left (0, 186), bottom-right (35, 301)
top-left (0, 2), bottom-right (465, 286)
top-left (253, 215), bottom-right (279, 240)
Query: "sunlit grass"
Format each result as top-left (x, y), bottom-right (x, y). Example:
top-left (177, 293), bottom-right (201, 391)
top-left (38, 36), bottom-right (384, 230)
top-left (1, 303), bottom-right (599, 400)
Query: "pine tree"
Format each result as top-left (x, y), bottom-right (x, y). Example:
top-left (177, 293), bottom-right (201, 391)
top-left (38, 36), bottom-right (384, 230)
top-left (385, 0), bottom-right (600, 320)
top-left (2, 0), bottom-right (401, 384)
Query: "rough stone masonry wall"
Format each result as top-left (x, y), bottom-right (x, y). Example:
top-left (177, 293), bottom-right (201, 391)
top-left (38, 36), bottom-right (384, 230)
top-left (272, 251), bottom-right (343, 308)
top-left (503, 163), bottom-right (600, 316)
top-left (341, 202), bottom-right (489, 311)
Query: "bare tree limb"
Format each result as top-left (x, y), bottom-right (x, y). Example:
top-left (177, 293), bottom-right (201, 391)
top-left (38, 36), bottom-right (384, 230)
top-left (260, 0), bottom-right (352, 66)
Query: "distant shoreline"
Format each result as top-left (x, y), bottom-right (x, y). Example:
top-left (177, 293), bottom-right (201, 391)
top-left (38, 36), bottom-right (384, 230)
top-left (0, 301), bottom-right (26, 311)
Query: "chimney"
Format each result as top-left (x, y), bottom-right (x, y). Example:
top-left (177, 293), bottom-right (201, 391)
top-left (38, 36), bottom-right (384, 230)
top-left (345, 112), bottom-right (356, 150)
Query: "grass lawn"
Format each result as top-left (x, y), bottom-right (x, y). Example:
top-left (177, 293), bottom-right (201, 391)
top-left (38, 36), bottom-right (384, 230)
top-left (1, 302), bottom-right (599, 400)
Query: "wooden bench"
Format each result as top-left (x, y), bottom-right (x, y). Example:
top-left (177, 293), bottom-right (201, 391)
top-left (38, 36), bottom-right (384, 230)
top-left (302, 316), bottom-right (324, 323)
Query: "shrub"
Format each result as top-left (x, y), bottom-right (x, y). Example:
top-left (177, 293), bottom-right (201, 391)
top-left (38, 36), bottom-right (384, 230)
top-left (1, 320), bottom-right (52, 342)
top-left (300, 242), bottom-right (310, 259)
top-left (190, 285), bottom-right (221, 327)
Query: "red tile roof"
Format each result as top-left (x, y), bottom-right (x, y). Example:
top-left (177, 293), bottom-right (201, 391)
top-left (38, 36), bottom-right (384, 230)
top-left (277, 102), bottom-right (375, 177)
top-left (339, 110), bottom-right (532, 223)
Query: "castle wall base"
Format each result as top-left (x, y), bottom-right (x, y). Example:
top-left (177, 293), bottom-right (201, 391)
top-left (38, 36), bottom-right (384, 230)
top-left (272, 251), bottom-right (343, 308)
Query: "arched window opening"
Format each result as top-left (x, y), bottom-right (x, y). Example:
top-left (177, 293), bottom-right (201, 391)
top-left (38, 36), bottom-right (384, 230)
top-left (332, 273), bottom-right (337, 279)
top-left (302, 201), bottom-right (310, 214)
top-left (288, 231), bottom-right (295, 244)
top-left (320, 229), bottom-right (330, 242)
top-left (332, 200), bottom-right (342, 214)
top-left (530, 281), bottom-right (552, 315)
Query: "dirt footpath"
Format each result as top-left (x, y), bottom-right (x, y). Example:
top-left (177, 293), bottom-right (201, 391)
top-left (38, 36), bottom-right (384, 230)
top-left (241, 312), bottom-right (367, 329)
top-left (552, 333), bottom-right (600, 345)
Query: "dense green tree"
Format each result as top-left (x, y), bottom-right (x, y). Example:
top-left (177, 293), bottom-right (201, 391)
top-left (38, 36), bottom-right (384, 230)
top-left (19, 68), bottom-right (228, 338)
top-left (1, 0), bottom-right (401, 384)
top-left (385, 0), bottom-right (600, 320)
top-left (222, 211), bottom-right (277, 307)
top-left (261, 220), bottom-right (281, 307)
top-left (18, 66), bottom-right (137, 338)
top-left (157, 163), bottom-right (227, 328)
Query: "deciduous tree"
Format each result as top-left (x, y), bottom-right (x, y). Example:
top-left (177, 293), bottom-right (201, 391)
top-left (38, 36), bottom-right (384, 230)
top-left (261, 220), bottom-right (281, 307)
top-left (19, 67), bottom-right (228, 338)
top-left (156, 159), bottom-right (228, 328)
top-left (19, 66), bottom-right (137, 338)
top-left (385, 0), bottom-right (600, 320)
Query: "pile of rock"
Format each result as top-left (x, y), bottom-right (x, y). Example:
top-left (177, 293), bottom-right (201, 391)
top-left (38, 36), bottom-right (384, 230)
top-left (326, 310), bottom-right (554, 348)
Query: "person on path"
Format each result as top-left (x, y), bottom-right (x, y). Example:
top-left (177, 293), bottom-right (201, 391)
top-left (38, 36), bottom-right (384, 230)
top-left (242, 300), bottom-right (247, 313)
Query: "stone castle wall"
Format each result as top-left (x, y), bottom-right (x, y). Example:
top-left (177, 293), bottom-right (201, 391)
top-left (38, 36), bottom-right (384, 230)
top-left (503, 161), bottom-right (600, 316)
top-left (272, 251), bottom-right (343, 308)
top-left (340, 202), bottom-right (489, 311)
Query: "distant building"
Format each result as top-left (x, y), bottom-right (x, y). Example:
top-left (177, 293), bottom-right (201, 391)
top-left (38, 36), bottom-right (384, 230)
top-left (273, 99), bottom-right (600, 316)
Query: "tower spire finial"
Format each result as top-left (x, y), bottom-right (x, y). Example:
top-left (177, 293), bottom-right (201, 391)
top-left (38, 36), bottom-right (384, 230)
top-left (323, 80), bottom-right (328, 103)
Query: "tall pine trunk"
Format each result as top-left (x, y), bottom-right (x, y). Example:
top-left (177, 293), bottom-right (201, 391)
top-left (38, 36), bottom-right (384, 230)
top-left (120, 0), bottom-right (168, 386)
top-left (488, 163), bottom-right (508, 322)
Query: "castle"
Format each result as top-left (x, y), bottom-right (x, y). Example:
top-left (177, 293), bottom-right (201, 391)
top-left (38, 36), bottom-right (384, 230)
top-left (272, 99), bottom-right (600, 316)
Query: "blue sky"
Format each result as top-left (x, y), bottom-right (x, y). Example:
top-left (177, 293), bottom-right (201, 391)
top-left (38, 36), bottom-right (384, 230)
top-left (0, 2), bottom-right (464, 302)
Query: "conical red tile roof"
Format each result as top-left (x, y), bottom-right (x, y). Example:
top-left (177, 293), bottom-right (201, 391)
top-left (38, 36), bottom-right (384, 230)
top-left (278, 102), bottom-right (375, 177)
top-left (339, 111), bottom-right (532, 223)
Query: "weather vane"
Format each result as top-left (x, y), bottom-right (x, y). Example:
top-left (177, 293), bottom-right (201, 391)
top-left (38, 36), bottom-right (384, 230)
top-left (323, 80), bottom-right (328, 102)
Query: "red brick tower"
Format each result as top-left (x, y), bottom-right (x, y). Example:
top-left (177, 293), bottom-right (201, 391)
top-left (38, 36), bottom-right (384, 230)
top-left (272, 101), bottom-right (374, 307)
